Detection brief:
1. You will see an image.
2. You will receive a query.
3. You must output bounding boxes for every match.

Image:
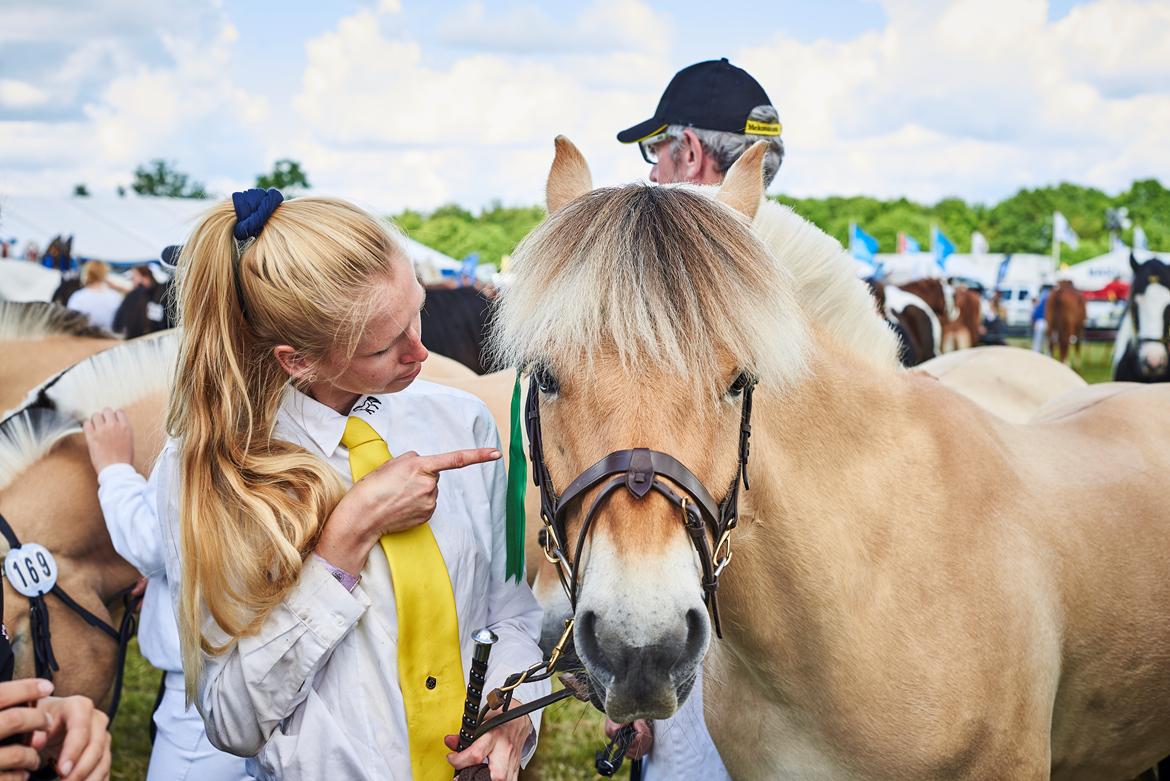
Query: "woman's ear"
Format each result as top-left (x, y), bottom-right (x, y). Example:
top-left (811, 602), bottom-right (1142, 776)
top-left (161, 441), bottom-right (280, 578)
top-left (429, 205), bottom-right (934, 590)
top-left (273, 345), bottom-right (314, 381)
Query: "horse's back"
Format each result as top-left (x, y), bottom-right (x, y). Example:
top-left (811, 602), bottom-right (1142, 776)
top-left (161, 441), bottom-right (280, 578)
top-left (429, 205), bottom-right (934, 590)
top-left (919, 346), bottom-right (1085, 423)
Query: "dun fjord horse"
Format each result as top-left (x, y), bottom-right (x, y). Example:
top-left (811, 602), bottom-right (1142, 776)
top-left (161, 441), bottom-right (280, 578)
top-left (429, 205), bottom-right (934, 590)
top-left (0, 334), bottom-right (175, 707)
top-left (0, 300), bottom-right (118, 414)
top-left (1113, 255), bottom-right (1170, 383)
top-left (495, 138), bottom-right (1170, 779)
top-left (1046, 280), bottom-right (1087, 366)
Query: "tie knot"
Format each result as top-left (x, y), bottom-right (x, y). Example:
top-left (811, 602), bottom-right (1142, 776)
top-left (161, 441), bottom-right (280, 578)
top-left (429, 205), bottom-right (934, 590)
top-left (342, 415), bottom-right (383, 450)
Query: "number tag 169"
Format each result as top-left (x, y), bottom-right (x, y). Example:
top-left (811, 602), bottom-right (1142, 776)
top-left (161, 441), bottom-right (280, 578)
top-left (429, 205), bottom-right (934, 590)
top-left (4, 544), bottom-right (59, 597)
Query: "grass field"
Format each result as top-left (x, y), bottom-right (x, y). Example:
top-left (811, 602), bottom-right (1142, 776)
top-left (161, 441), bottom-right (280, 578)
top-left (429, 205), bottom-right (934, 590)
top-left (108, 342), bottom-right (1114, 778)
top-left (110, 640), bottom-right (628, 780)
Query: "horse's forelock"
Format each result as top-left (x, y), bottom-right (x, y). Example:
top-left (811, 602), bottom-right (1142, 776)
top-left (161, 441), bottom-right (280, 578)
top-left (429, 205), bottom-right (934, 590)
top-left (490, 184), bottom-right (809, 399)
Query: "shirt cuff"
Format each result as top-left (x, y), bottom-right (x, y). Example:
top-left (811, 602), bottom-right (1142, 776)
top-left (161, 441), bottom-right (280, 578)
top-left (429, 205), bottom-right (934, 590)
top-left (283, 557), bottom-right (368, 647)
top-left (97, 462), bottom-right (140, 486)
top-left (312, 553), bottom-right (360, 592)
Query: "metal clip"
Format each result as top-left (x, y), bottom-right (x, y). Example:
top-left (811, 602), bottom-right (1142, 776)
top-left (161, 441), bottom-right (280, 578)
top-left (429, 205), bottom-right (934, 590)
top-left (712, 529), bottom-right (733, 578)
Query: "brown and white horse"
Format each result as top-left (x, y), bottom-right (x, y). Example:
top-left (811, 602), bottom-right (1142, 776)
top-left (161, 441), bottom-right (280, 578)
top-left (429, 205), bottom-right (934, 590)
top-left (0, 335), bottom-right (175, 706)
top-left (494, 138), bottom-right (1170, 779)
top-left (1, 301), bottom-right (118, 414)
top-left (1046, 280), bottom-right (1087, 366)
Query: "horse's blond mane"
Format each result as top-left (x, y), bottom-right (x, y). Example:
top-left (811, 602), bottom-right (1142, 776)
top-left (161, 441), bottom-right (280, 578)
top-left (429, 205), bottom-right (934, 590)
top-left (749, 199), bottom-right (901, 369)
top-left (0, 332), bottom-right (178, 489)
top-left (0, 408), bottom-right (80, 492)
top-left (0, 300), bottom-right (112, 341)
top-left (489, 185), bottom-right (810, 398)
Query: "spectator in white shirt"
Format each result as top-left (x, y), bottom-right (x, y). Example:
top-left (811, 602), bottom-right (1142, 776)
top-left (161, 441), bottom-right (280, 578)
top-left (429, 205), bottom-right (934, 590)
top-left (157, 190), bottom-right (546, 780)
top-left (83, 409), bottom-right (251, 781)
top-left (66, 261), bottom-right (123, 332)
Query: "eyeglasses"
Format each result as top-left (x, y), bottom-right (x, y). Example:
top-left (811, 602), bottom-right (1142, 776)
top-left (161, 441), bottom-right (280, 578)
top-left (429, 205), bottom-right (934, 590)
top-left (638, 131), bottom-right (674, 165)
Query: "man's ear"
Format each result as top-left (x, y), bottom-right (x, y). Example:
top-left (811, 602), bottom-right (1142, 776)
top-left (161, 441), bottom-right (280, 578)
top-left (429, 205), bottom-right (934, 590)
top-left (273, 345), bottom-right (314, 381)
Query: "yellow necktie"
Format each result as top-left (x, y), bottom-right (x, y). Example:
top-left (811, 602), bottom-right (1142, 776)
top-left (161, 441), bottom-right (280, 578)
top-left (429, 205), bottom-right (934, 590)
top-left (341, 415), bottom-right (463, 779)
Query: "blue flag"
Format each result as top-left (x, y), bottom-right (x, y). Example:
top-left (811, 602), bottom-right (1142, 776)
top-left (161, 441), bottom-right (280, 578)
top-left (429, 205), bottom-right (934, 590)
top-left (995, 254), bottom-right (1012, 288)
top-left (850, 223), bottom-right (880, 265)
top-left (932, 226), bottom-right (955, 270)
top-left (459, 252), bottom-right (479, 286)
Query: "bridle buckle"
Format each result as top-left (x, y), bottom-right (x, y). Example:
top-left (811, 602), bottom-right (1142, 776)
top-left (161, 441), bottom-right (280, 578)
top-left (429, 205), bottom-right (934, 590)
top-left (712, 528), bottom-right (734, 578)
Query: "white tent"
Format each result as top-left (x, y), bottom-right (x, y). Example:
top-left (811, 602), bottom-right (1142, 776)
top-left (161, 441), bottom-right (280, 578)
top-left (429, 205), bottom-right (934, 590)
top-left (865, 252), bottom-right (1055, 290)
top-left (1062, 248), bottom-right (1169, 290)
top-left (0, 195), bottom-right (461, 275)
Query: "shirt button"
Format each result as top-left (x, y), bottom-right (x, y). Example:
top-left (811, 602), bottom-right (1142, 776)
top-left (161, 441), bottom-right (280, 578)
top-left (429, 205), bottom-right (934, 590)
top-left (425, 676), bottom-right (437, 690)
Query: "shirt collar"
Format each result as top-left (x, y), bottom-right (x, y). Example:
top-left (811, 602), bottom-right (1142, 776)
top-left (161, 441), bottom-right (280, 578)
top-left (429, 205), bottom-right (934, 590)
top-left (279, 386), bottom-right (390, 457)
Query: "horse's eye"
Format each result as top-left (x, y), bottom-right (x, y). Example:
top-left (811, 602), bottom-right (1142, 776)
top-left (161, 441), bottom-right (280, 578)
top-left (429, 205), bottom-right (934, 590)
top-left (728, 372), bottom-right (752, 397)
top-left (533, 366), bottom-right (559, 395)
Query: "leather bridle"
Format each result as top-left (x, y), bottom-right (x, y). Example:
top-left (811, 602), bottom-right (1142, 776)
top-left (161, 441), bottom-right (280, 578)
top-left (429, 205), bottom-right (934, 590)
top-left (524, 369), bottom-right (756, 638)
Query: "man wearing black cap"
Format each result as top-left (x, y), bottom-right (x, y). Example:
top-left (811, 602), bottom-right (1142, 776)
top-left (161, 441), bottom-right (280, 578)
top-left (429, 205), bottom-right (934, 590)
top-left (618, 58), bottom-right (784, 187)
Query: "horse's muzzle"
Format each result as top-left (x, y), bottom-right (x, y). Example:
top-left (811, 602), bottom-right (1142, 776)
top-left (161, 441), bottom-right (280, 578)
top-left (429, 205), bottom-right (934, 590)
top-left (575, 606), bottom-right (707, 722)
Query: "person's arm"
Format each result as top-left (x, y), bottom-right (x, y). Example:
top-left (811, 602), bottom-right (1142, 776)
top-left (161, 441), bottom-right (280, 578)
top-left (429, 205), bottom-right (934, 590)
top-left (153, 446), bottom-right (369, 756)
top-left (84, 409), bottom-right (163, 575)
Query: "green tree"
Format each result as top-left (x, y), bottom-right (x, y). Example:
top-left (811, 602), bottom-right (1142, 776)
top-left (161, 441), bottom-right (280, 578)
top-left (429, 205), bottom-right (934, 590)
top-left (131, 159), bottom-right (208, 199)
top-left (256, 159), bottom-right (311, 193)
top-left (72, 183), bottom-right (90, 197)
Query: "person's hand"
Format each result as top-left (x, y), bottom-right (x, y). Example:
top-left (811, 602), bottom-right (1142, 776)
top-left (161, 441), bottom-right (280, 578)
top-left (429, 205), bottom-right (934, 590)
top-left (34, 695), bottom-right (110, 781)
top-left (82, 409), bottom-right (134, 473)
top-left (316, 447), bottom-right (502, 576)
top-left (445, 709), bottom-right (533, 781)
top-left (0, 678), bottom-right (54, 779)
top-left (604, 718), bottom-right (653, 760)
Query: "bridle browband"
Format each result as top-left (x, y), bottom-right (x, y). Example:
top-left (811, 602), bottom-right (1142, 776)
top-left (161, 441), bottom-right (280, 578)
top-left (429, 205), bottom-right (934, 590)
top-left (525, 370), bottom-right (756, 638)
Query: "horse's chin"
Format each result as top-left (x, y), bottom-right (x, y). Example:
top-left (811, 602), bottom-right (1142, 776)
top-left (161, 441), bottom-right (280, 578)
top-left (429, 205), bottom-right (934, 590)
top-left (588, 666), bottom-right (699, 724)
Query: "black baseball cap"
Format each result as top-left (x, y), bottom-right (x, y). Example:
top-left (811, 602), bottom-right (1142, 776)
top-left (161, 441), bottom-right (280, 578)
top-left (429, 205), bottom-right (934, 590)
top-left (617, 58), bottom-right (780, 144)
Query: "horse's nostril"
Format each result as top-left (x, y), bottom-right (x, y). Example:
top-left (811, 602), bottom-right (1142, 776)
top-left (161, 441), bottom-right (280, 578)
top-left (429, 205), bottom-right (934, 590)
top-left (575, 610), bottom-right (611, 677)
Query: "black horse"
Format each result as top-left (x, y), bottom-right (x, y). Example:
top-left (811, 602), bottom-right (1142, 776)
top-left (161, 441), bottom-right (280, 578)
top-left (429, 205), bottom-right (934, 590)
top-left (1113, 253), bottom-right (1170, 383)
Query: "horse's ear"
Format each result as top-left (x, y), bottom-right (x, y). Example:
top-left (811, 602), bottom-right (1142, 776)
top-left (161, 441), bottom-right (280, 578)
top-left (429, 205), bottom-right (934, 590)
top-left (547, 136), bottom-right (593, 214)
top-left (716, 141), bottom-right (767, 220)
top-left (1130, 251), bottom-right (1140, 272)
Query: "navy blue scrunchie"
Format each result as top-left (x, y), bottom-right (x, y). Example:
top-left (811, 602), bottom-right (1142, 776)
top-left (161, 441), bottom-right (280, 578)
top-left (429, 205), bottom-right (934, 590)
top-left (232, 188), bottom-right (284, 240)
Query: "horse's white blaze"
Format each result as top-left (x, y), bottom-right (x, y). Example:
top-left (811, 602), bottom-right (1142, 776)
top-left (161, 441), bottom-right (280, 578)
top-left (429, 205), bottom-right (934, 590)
top-left (579, 530), bottom-right (706, 647)
top-left (1135, 283), bottom-right (1170, 369)
top-left (575, 530), bottom-right (708, 703)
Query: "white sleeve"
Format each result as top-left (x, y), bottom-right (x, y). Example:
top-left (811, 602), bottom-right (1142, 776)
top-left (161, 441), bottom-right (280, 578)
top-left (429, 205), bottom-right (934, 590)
top-left (155, 445), bottom-right (371, 756)
top-left (473, 411), bottom-right (550, 764)
top-left (97, 463), bottom-right (164, 577)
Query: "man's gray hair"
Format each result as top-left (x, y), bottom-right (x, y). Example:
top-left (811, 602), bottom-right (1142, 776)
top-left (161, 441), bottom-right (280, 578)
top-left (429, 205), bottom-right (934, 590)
top-left (668, 104), bottom-right (785, 186)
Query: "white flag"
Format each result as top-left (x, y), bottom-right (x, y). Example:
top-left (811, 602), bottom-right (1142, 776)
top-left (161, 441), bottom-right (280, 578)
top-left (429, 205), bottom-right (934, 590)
top-left (1053, 211), bottom-right (1079, 250)
top-left (971, 231), bottom-right (989, 255)
top-left (1134, 225), bottom-right (1149, 251)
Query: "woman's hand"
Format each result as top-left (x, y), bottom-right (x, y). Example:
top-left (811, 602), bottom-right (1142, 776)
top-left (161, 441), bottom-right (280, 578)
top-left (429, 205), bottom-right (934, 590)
top-left (33, 696), bottom-right (110, 781)
top-left (82, 409), bottom-right (134, 473)
top-left (0, 679), bottom-right (54, 778)
top-left (444, 709), bottom-right (533, 781)
top-left (316, 448), bottom-right (501, 577)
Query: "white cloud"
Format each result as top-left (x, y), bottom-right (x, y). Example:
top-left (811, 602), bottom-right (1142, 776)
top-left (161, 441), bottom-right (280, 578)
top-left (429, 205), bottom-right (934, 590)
top-left (3, 0), bottom-right (1170, 216)
top-left (291, 2), bottom-right (670, 211)
top-left (0, 5), bottom-right (268, 198)
top-left (737, 0), bottom-right (1170, 201)
top-left (438, 0), bottom-right (669, 55)
top-left (0, 80), bottom-right (50, 110)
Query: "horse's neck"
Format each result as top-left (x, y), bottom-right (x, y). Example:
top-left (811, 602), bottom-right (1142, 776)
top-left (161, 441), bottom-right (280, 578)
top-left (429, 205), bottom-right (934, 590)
top-left (714, 343), bottom-right (939, 669)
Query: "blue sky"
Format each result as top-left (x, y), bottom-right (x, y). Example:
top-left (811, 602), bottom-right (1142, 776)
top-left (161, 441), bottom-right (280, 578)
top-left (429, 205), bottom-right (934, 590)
top-left (2, 0), bottom-right (1168, 212)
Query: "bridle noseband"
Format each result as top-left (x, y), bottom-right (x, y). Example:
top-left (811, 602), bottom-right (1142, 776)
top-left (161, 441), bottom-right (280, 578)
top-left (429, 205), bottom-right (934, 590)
top-left (525, 371), bottom-right (756, 638)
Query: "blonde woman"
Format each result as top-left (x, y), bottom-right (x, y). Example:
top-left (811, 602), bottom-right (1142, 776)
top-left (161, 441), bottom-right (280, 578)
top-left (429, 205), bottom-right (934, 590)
top-left (155, 189), bottom-right (547, 780)
top-left (66, 261), bottom-right (123, 332)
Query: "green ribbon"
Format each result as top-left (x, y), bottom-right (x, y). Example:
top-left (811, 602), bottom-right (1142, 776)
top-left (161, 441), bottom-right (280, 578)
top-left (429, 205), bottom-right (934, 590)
top-left (504, 370), bottom-right (527, 582)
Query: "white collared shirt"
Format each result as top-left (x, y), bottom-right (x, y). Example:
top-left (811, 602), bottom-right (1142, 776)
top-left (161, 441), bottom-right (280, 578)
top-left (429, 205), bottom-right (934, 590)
top-left (156, 380), bottom-right (548, 780)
